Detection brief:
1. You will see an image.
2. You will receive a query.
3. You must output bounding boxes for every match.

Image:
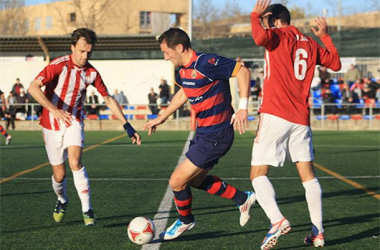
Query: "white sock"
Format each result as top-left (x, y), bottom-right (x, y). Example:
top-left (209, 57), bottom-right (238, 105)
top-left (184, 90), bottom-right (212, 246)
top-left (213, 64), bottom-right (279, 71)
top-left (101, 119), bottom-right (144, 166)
top-left (303, 178), bottom-right (323, 234)
top-left (72, 166), bottom-right (92, 213)
top-left (252, 176), bottom-right (284, 224)
top-left (52, 175), bottom-right (67, 204)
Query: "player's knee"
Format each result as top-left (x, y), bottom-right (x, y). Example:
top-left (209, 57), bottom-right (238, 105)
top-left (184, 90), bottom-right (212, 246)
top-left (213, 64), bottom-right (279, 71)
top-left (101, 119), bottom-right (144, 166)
top-left (53, 173), bottom-right (66, 183)
top-left (68, 159), bottom-right (82, 171)
top-left (169, 176), bottom-right (186, 191)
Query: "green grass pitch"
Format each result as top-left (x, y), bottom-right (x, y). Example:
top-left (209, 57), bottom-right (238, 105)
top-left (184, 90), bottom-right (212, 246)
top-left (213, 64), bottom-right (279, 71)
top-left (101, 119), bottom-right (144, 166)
top-left (1, 130), bottom-right (379, 250)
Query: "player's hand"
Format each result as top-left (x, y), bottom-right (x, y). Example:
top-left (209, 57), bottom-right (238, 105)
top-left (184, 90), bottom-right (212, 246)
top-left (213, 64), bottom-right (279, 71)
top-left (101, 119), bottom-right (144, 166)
top-left (131, 132), bottom-right (142, 145)
top-left (123, 122), bottom-right (141, 145)
top-left (311, 16), bottom-right (328, 38)
top-left (253, 0), bottom-right (271, 15)
top-left (52, 109), bottom-right (72, 126)
top-left (230, 109), bottom-right (248, 135)
top-left (143, 117), bottom-right (165, 136)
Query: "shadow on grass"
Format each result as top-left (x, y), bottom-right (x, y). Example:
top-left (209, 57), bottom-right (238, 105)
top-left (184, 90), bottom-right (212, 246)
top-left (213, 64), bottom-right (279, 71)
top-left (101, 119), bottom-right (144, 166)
top-left (275, 187), bottom-right (380, 206)
top-left (0, 190), bottom-right (51, 197)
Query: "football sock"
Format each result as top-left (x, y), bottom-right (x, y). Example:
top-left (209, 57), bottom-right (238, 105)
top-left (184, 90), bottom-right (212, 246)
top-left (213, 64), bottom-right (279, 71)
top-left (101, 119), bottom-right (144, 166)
top-left (52, 175), bottom-right (68, 204)
top-left (252, 176), bottom-right (284, 224)
top-left (196, 175), bottom-right (248, 205)
top-left (0, 125), bottom-right (9, 138)
top-left (303, 178), bottom-right (323, 235)
top-left (173, 188), bottom-right (194, 224)
top-left (72, 166), bottom-right (92, 213)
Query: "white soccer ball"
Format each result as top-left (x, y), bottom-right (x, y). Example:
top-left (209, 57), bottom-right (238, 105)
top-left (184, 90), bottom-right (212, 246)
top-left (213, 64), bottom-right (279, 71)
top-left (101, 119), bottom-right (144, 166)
top-left (127, 216), bottom-right (156, 245)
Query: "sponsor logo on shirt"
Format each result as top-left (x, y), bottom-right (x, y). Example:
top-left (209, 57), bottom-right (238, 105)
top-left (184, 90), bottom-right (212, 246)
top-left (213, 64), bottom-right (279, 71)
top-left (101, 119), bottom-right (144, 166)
top-left (188, 96), bottom-right (203, 103)
top-left (183, 81), bottom-right (196, 86)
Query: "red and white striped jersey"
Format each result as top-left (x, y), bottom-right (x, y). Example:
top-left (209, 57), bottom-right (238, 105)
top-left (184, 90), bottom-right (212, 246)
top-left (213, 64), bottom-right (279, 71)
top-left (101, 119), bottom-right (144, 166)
top-left (35, 55), bottom-right (109, 130)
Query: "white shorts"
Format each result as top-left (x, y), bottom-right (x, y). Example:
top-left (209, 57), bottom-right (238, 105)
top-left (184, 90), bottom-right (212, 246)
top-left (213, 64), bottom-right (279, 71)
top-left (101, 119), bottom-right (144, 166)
top-left (251, 113), bottom-right (314, 167)
top-left (43, 120), bottom-right (84, 165)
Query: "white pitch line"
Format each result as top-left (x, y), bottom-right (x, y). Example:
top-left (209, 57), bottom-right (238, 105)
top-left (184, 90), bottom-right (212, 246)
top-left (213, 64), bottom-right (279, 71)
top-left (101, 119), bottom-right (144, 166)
top-left (2, 175), bottom-right (380, 182)
top-left (141, 131), bottom-right (195, 250)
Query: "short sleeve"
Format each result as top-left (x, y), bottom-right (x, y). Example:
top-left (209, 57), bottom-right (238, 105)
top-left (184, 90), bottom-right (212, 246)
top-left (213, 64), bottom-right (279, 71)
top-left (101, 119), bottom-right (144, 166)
top-left (195, 54), bottom-right (241, 80)
top-left (34, 63), bottom-right (62, 85)
top-left (175, 70), bottom-right (183, 88)
top-left (92, 71), bottom-right (109, 97)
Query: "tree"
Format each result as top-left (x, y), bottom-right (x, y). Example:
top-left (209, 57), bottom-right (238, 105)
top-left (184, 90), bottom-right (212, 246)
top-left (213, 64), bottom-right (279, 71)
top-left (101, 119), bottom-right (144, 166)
top-left (53, 0), bottom-right (115, 34)
top-left (0, 0), bottom-right (28, 36)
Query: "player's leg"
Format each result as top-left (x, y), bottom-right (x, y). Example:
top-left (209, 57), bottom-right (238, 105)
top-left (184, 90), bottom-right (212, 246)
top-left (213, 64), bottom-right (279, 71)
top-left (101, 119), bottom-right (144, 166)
top-left (43, 128), bottom-right (69, 222)
top-left (296, 161), bottom-right (325, 247)
top-left (0, 125), bottom-right (11, 145)
top-left (159, 158), bottom-right (203, 240)
top-left (192, 173), bottom-right (255, 226)
top-left (67, 145), bottom-right (95, 226)
top-left (51, 163), bottom-right (68, 222)
top-left (251, 166), bottom-right (291, 250)
top-left (251, 114), bottom-right (292, 249)
top-left (65, 121), bottom-right (94, 226)
top-left (288, 124), bottom-right (324, 247)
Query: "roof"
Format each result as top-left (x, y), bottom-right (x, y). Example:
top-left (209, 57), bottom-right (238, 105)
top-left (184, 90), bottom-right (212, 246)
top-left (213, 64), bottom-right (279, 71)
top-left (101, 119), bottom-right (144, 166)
top-left (0, 35), bottom-right (160, 52)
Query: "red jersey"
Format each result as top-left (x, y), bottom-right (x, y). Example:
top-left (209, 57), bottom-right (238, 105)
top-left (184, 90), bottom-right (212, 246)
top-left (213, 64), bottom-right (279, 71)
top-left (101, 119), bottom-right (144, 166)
top-left (251, 12), bottom-right (341, 125)
top-left (35, 55), bottom-right (109, 130)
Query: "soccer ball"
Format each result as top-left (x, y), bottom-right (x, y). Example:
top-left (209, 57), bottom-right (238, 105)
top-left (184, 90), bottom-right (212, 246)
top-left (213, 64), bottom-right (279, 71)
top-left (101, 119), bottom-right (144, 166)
top-left (127, 217), bottom-right (155, 245)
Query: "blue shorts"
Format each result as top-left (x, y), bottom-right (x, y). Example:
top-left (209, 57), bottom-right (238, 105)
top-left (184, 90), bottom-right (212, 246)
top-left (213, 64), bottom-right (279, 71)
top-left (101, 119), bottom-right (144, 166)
top-left (186, 126), bottom-right (234, 170)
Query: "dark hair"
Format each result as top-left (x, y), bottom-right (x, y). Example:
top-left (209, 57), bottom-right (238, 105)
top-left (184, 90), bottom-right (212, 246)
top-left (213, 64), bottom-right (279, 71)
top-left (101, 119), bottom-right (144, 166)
top-left (157, 28), bottom-right (191, 51)
top-left (262, 4), bottom-right (291, 25)
top-left (71, 28), bottom-right (97, 46)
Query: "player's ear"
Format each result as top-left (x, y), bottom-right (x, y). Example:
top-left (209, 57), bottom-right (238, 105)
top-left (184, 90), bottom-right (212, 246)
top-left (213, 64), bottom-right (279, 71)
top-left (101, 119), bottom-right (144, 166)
top-left (176, 44), bottom-right (184, 53)
top-left (71, 44), bottom-right (75, 53)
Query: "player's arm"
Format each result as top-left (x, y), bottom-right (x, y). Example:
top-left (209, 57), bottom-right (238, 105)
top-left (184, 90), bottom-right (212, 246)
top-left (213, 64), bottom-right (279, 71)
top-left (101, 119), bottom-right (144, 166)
top-left (28, 79), bottom-right (72, 125)
top-left (231, 65), bottom-right (251, 134)
top-left (103, 95), bottom-right (141, 145)
top-left (311, 16), bottom-right (342, 71)
top-left (143, 88), bottom-right (187, 136)
top-left (251, 0), bottom-right (279, 49)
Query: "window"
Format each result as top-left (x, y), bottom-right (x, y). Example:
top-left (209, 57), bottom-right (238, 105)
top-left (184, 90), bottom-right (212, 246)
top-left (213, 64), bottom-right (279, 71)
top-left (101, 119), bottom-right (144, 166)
top-left (34, 18), bottom-right (41, 31)
top-left (69, 13), bottom-right (76, 22)
top-left (140, 11), bottom-right (151, 29)
top-left (24, 19), bottom-right (29, 33)
top-left (45, 16), bottom-right (52, 30)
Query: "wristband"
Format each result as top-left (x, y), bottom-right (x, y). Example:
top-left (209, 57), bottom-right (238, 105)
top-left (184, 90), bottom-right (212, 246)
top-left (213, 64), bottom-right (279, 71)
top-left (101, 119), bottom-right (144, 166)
top-left (238, 97), bottom-right (249, 110)
top-left (123, 122), bottom-right (136, 138)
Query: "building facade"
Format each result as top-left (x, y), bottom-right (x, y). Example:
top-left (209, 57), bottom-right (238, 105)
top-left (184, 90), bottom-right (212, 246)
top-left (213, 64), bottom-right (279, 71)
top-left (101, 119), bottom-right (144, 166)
top-left (0, 0), bottom-right (189, 36)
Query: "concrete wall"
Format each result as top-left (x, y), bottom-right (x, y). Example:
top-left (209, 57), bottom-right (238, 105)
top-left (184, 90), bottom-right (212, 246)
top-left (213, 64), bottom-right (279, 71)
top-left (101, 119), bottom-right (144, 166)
top-left (0, 59), bottom-right (174, 105)
top-left (3, 117), bottom-right (379, 132)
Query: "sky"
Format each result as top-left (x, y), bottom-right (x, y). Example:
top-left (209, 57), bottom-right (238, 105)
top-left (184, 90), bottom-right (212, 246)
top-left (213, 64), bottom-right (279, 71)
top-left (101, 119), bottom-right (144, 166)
top-left (24, 0), bottom-right (377, 17)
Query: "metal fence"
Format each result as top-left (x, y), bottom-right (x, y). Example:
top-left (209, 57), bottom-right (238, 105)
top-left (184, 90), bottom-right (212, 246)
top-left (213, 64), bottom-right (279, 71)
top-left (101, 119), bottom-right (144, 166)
top-left (2, 102), bottom-right (379, 131)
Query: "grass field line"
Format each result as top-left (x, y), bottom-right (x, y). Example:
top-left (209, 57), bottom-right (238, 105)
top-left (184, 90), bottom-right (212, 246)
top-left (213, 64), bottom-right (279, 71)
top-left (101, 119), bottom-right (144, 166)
top-left (0, 133), bottom-right (127, 184)
top-left (3, 175), bottom-right (379, 182)
top-left (314, 162), bottom-right (380, 200)
top-left (142, 131), bottom-right (194, 250)
top-left (3, 143), bottom-right (379, 150)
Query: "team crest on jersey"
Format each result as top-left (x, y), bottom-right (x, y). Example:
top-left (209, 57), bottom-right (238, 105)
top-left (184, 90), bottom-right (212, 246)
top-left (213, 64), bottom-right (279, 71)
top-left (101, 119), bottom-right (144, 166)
top-left (191, 70), bottom-right (197, 79)
top-left (85, 76), bottom-right (91, 84)
top-left (208, 57), bottom-right (216, 65)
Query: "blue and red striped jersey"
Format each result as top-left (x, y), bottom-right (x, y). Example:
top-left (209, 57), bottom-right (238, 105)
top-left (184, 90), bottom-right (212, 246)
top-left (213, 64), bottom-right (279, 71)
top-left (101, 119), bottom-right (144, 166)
top-left (176, 51), bottom-right (241, 133)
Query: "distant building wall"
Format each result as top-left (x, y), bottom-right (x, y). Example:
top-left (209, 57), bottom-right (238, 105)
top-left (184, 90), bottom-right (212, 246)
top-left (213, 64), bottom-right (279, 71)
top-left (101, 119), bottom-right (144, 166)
top-left (0, 0), bottom-right (189, 36)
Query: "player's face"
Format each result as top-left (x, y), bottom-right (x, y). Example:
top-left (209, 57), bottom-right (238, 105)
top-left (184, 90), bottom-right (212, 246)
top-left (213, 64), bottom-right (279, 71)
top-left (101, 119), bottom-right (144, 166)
top-left (160, 41), bottom-right (182, 67)
top-left (71, 37), bottom-right (93, 67)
